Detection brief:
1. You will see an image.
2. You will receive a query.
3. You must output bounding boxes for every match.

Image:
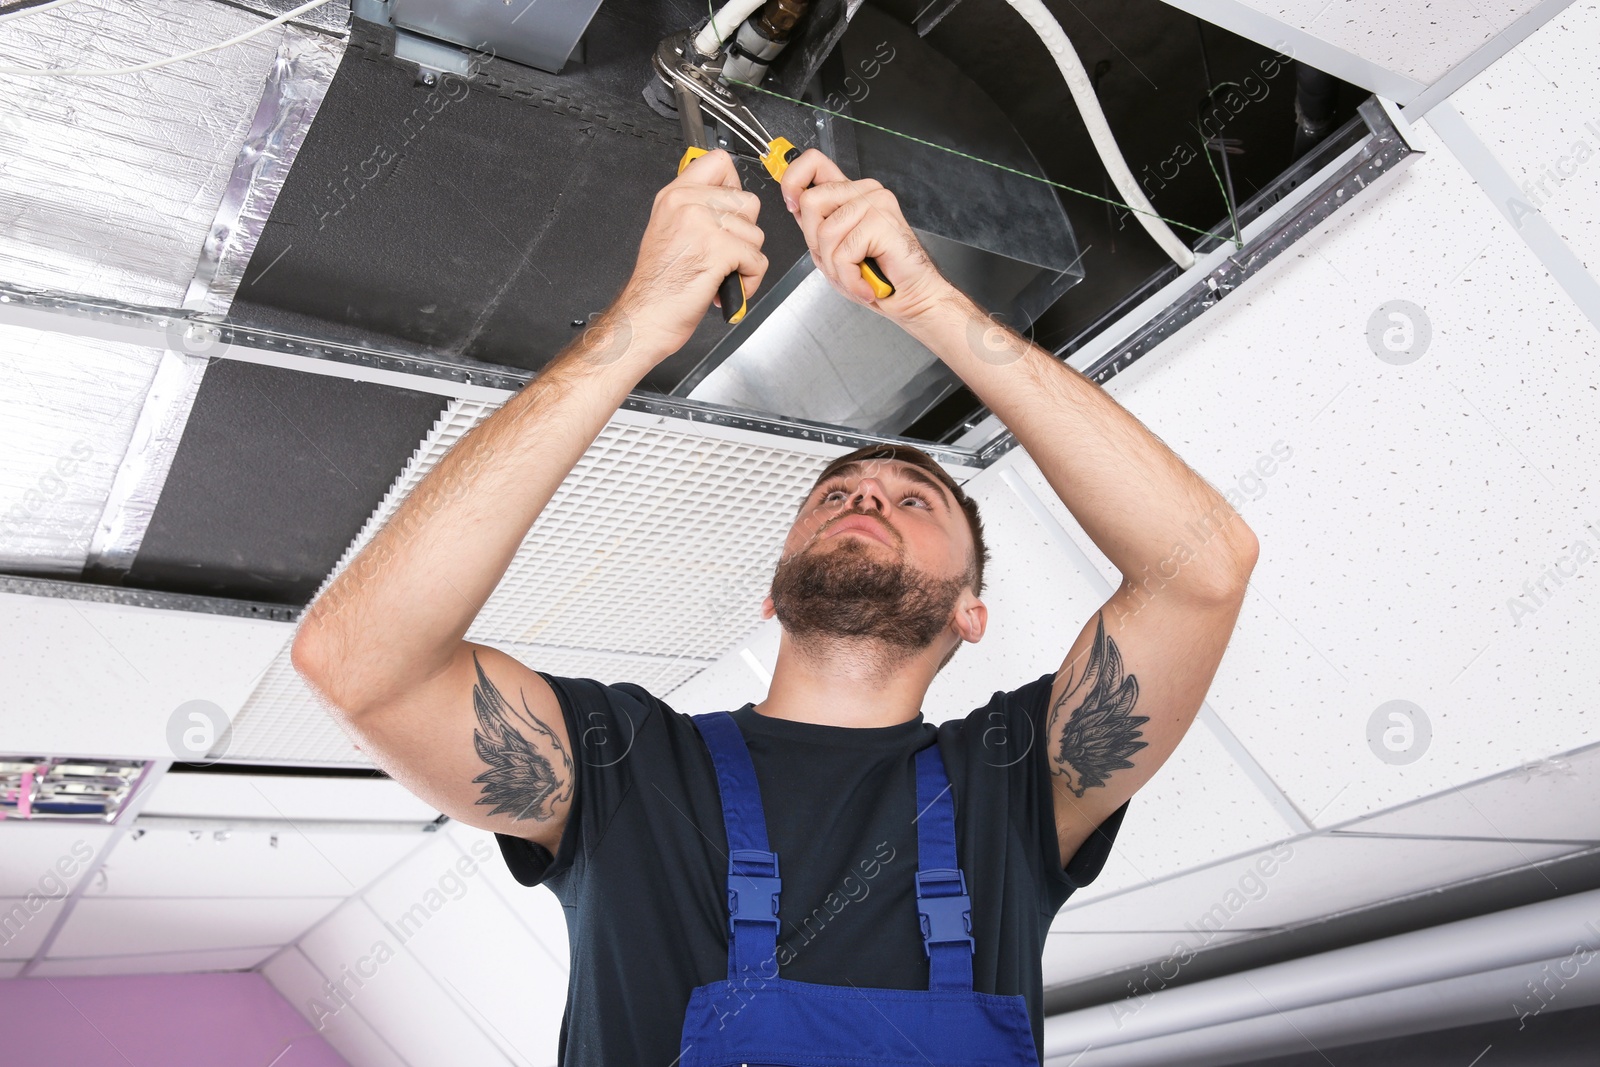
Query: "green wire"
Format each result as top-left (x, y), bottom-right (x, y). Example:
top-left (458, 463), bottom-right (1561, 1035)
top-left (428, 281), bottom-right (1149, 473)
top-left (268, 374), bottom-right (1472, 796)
top-left (1193, 119), bottom-right (1243, 250)
top-left (729, 77), bottom-right (1235, 244)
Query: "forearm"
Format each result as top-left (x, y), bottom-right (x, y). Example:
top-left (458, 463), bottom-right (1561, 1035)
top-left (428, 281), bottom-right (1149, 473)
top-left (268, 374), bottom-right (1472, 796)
top-left (902, 288), bottom-right (1257, 596)
top-left (292, 313), bottom-right (657, 712)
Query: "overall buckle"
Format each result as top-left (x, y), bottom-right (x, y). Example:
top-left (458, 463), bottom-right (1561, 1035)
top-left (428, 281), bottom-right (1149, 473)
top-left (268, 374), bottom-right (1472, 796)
top-left (915, 867), bottom-right (975, 957)
top-left (727, 849), bottom-right (781, 937)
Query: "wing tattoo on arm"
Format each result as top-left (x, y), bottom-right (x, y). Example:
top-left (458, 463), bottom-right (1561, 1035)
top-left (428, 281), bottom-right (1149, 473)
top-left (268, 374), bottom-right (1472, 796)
top-left (469, 651), bottom-right (574, 822)
top-left (1048, 613), bottom-right (1149, 798)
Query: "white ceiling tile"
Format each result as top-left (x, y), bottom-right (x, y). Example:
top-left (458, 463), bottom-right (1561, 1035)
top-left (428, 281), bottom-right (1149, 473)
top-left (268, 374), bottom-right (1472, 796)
top-left (47, 896), bottom-right (342, 958)
top-left (1051, 834), bottom-right (1579, 935)
top-left (0, 593), bottom-right (292, 759)
top-left (445, 822), bottom-right (570, 973)
top-left (361, 834), bottom-right (567, 1066)
top-left (1035, 118), bottom-right (1600, 830)
top-left (0, 825), bottom-right (112, 895)
top-left (93, 828), bottom-right (432, 899)
top-left (27, 945), bottom-right (275, 977)
top-left (139, 773), bottom-right (441, 823)
top-left (263, 945), bottom-right (410, 1067)
top-left (297, 896), bottom-right (513, 1067)
top-left (921, 472), bottom-right (1111, 721)
top-left (1305, 0), bottom-right (1541, 85)
top-left (1334, 742), bottom-right (1600, 843)
top-left (1445, 0), bottom-right (1600, 274)
top-left (0, 894), bottom-right (72, 958)
top-left (1044, 929), bottom-right (1257, 988)
top-left (1052, 714), bottom-right (1299, 905)
top-left (985, 455), bottom-right (1304, 895)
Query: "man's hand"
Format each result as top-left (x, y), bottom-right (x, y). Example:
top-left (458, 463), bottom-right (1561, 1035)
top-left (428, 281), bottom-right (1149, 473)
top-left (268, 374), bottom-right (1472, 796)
top-left (779, 149), bottom-right (954, 326)
top-left (615, 149), bottom-right (769, 361)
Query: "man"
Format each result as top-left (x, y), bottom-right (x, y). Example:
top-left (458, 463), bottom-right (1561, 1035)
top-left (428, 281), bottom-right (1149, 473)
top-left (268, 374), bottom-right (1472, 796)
top-left (291, 148), bottom-right (1258, 1064)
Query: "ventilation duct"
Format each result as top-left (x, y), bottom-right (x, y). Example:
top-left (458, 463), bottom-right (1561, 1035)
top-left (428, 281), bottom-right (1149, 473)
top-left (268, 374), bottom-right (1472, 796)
top-left (1043, 885), bottom-right (1600, 1066)
top-left (682, 3), bottom-right (1084, 436)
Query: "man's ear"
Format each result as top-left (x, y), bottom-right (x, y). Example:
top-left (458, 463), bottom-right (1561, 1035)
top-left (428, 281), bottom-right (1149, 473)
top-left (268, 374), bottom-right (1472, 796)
top-left (952, 593), bottom-right (986, 644)
top-left (761, 593), bottom-right (775, 620)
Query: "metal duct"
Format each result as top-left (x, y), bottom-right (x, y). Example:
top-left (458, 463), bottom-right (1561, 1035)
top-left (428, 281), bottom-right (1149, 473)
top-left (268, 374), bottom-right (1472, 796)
top-left (1044, 886), bottom-right (1600, 1066)
top-left (383, 0), bottom-right (606, 75)
top-left (0, 0), bottom-right (346, 311)
top-left (683, 3), bottom-right (1082, 436)
top-left (688, 232), bottom-right (1044, 433)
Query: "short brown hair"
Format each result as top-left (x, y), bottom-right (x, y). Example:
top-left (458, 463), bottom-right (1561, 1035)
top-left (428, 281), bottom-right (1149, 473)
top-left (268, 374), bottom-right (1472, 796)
top-left (803, 443), bottom-right (990, 599)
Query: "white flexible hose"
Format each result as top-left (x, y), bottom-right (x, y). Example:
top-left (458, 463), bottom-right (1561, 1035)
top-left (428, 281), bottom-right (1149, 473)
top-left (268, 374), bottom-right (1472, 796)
top-left (694, 0), bottom-right (1194, 268)
top-left (693, 0), bottom-right (766, 57)
top-left (1001, 0), bottom-right (1196, 269)
top-left (0, 0), bottom-right (84, 23)
top-left (0, 0), bottom-right (331, 76)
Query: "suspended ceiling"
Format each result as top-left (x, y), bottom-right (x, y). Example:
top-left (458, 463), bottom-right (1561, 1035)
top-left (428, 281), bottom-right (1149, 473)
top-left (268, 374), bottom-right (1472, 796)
top-left (2, 0), bottom-right (1599, 1065)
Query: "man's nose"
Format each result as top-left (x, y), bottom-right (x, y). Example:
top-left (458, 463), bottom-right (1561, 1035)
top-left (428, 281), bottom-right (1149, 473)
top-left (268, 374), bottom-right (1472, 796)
top-left (850, 479), bottom-right (889, 510)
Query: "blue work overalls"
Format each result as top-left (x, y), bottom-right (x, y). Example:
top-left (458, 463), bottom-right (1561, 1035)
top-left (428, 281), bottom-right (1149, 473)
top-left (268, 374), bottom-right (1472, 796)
top-left (679, 711), bottom-right (1039, 1067)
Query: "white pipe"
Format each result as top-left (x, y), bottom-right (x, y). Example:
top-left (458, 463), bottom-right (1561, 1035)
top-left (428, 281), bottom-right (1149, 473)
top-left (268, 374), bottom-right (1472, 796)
top-left (693, 0), bottom-right (766, 57)
top-left (1043, 885), bottom-right (1600, 1062)
top-left (999, 0), bottom-right (1196, 270)
top-left (1046, 948), bottom-right (1600, 1066)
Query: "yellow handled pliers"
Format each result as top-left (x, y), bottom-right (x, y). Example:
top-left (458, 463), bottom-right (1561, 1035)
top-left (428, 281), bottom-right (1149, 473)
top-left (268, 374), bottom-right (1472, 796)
top-left (651, 29), bottom-right (893, 324)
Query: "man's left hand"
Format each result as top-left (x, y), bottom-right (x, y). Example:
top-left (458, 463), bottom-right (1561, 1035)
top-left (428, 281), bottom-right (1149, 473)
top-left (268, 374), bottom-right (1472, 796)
top-left (779, 149), bottom-right (954, 327)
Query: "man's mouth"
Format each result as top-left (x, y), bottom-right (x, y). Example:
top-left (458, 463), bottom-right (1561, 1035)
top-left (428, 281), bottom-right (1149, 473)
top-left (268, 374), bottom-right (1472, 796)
top-left (822, 514), bottom-right (895, 546)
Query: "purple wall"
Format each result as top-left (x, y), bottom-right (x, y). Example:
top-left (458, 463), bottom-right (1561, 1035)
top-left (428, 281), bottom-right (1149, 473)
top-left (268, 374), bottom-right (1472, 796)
top-left (0, 971), bottom-right (351, 1066)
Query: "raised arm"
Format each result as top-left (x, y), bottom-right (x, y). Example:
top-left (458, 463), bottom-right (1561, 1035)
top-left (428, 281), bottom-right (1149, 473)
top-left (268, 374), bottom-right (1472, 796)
top-left (780, 149), bottom-right (1259, 867)
top-left (290, 150), bottom-right (769, 851)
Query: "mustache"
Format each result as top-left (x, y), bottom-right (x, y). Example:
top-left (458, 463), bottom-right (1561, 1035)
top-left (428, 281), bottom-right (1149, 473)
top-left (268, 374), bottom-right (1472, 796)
top-left (819, 510), bottom-right (897, 542)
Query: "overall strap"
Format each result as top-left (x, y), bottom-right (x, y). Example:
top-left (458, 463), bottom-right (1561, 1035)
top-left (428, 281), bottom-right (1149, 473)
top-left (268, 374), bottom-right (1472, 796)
top-left (914, 740), bottom-right (975, 991)
top-left (691, 712), bottom-right (781, 982)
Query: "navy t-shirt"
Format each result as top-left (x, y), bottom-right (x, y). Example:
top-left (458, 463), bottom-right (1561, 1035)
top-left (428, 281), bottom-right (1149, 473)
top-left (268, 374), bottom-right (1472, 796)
top-left (495, 670), bottom-right (1130, 1066)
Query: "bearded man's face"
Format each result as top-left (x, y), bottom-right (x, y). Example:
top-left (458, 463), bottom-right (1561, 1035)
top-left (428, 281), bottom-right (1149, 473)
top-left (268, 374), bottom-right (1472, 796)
top-left (769, 518), bottom-right (969, 649)
top-left (764, 460), bottom-right (974, 656)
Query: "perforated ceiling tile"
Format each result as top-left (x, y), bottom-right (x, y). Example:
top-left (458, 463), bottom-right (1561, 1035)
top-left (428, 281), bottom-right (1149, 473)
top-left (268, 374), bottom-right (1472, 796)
top-left (1448, 0), bottom-right (1600, 274)
top-left (223, 402), bottom-right (860, 764)
top-left (1008, 116), bottom-right (1600, 831)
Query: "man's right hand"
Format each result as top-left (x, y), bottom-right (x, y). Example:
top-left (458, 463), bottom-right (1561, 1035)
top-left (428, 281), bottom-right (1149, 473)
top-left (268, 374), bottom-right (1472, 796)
top-left (614, 149), bottom-right (768, 361)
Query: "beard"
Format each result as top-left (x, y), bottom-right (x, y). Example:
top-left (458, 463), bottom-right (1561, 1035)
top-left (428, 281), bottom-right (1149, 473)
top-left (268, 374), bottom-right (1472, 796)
top-left (768, 526), bottom-right (968, 662)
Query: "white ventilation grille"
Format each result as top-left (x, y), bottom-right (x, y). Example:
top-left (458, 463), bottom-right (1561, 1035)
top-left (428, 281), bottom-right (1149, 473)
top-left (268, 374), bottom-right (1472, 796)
top-left (220, 401), bottom-right (848, 764)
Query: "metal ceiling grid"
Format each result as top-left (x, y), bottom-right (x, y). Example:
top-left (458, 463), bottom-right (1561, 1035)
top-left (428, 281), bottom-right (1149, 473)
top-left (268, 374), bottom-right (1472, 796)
top-left (216, 400), bottom-right (854, 764)
top-left (0, 0), bottom-right (343, 309)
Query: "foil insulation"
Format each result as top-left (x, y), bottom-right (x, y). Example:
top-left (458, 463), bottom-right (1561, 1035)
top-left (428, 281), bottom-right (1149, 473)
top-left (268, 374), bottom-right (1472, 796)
top-left (0, 323), bottom-right (165, 576)
top-left (83, 346), bottom-right (210, 576)
top-left (0, 0), bottom-right (347, 310)
top-left (184, 27), bottom-right (346, 315)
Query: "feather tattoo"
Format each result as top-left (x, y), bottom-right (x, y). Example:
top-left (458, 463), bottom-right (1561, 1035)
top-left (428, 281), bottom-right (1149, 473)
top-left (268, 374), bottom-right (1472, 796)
top-left (469, 651), bottom-right (574, 822)
top-left (1048, 613), bottom-right (1149, 798)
